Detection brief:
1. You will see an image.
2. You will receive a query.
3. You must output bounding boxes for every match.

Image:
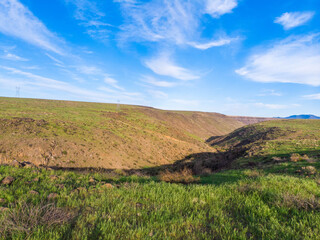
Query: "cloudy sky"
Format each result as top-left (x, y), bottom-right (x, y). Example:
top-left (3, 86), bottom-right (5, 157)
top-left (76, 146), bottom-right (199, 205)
top-left (0, 0), bottom-right (319, 117)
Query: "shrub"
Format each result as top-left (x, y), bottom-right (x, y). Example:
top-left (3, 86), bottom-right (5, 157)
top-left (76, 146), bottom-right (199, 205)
top-left (159, 167), bottom-right (200, 184)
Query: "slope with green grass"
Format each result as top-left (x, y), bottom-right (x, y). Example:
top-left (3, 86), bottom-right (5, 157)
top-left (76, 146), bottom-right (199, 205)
top-left (207, 119), bottom-right (320, 170)
top-left (0, 97), bottom-right (245, 169)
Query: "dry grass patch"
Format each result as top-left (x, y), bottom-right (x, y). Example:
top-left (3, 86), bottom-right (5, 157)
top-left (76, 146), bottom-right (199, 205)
top-left (159, 167), bottom-right (200, 184)
top-left (237, 183), bottom-right (262, 193)
top-left (0, 202), bottom-right (76, 236)
top-left (279, 193), bottom-right (320, 211)
top-left (243, 169), bottom-right (263, 178)
top-left (290, 153), bottom-right (310, 162)
top-left (301, 166), bottom-right (317, 175)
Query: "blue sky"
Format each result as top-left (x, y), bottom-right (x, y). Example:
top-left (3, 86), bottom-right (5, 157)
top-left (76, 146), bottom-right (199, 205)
top-left (0, 0), bottom-right (319, 117)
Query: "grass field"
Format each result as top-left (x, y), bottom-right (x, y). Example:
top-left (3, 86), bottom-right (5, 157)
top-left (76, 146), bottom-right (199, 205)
top-left (1, 164), bottom-right (320, 239)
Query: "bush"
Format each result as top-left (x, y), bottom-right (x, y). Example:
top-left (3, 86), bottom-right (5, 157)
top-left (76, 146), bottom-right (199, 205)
top-left (159, 167), bottom-right (200, 184)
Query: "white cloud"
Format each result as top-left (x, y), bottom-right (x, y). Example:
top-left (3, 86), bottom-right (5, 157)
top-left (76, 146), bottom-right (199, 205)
top-left (21, 65), bottom-right (40, 70)
top-left (76, 65), bottom-right (101, 75)
top-left (0, 66), bottom-right (142, 102)
top-left (147, 89), bottom-right (168, 99)
top-left (116, 0), bottom-right (238, 48)
top-left (1, 53), bottom-right (28, 61)
top-left (73, 65), bottom-right (126, 90)
top-left (257, 89), bottom-right (282, 97)
top-left (141, 75), bottom-right (177, 87)
top-left (104, 77), bottom-right (124, 90)
top-left (45, 53), bottom-right (64, 65)
top-left (65, 0), bottom-right (104, 21)
top-left (274, 11), bottom-right (315, 30)
top-left (188, 38), bottom-right (234, 50)
top-left (1, 66), bottom-right (99, 96)
top-left (65, 0), bottom-right (110, 41)
top-left (98, 86), bottom-right (142, 100)
top-left (145, 54), bottom-right (200, 81)
top-left (205, 0), bottom-right (238, 18)
top-left (0, 0), bottom-right (64, 54)
top-left (83, 21), bottom-right (113, 28)
top-left (304, 93), bottom-right (320, 100)
top-left (236, 34), bottom-right (320, 86)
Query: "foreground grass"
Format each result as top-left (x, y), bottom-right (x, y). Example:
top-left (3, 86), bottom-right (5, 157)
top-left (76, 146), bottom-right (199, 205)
top-left (1, 166), bottom-right (320, 239)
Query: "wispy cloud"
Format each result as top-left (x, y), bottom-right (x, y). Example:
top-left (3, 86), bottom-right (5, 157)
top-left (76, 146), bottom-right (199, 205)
top-left (104, 77), bottom-right (124, 91)
top-left (147, 89), bottom-right (168, 99)
top-left (98, 86), bottom-right (142, 101)
top-left (188, 38), bottom-right (235, 50)
top-left (304, 93), bottom-right (320, 100)
top-left (0, 0), bottom-right (64, 54)
top-left (116, 0), bottom-right (238, 49)
top-left (274, 11), bottom-right (315, 30)
top-left (236, 34), bottom-right (320, 86)
top-left (76, 65), bottom-right (102, 75)
top-left (45, 53), bottom-right (64, 65)
top-left (145, 54), bottom-right (200, 81)
top-left (1, 66), bottom-right (142, 102)
top-left (1, 53), bottom-right (28, 61)
top-left (205, 0), bottom-right (238, 18)
top-left (65, 0), bottom-right (111, 41)
top-left (141, 75), bottom-right (177, 87)
top-left (73, 65), bottom-right (127, 91)
top-left (1, 66), bottom-right (98, 96)
top-left (257, 89), bottom-right (282, 97)
top-left (65, 0), bottom-right (104, 21)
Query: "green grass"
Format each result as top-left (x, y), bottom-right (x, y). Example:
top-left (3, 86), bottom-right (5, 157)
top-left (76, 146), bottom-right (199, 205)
top-left (1, 165), bottom-right (320, 239)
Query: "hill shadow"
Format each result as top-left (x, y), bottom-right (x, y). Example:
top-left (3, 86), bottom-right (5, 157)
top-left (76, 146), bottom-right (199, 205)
top-left (136, 147), bottom-right (247, 176)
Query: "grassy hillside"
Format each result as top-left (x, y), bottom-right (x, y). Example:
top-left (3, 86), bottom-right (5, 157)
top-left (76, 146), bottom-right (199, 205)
top-left (0, 97), bottom-right (244, 169)
top-left (207, 119), bottom-right (320, 170)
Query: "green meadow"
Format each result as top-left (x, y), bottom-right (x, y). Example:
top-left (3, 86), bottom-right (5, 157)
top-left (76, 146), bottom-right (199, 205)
top-left (1, 163), bottom-right (320, 240)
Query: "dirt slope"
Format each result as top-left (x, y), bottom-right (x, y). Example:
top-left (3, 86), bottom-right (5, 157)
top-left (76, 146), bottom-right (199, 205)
top-left (0, 97), bottom-right (246, 169)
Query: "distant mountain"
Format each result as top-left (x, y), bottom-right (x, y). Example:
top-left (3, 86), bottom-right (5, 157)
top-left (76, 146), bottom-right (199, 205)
top-left (285, 115), bottom-right (320, 119)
